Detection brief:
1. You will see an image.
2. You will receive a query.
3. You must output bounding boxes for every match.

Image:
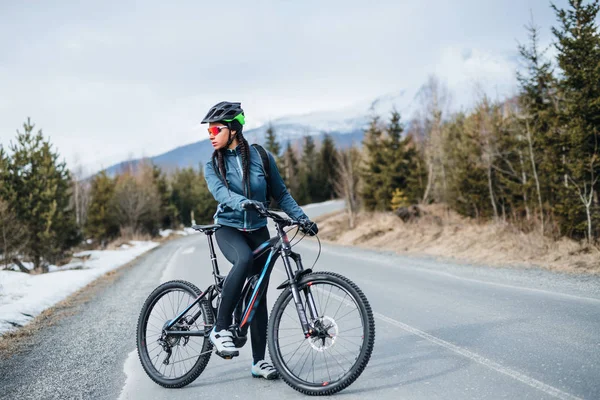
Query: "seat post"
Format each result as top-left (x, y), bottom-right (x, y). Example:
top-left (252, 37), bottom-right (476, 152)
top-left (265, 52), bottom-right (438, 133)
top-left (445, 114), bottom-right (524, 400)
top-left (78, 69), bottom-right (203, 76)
top-left (206, 232), bottom-right (221, 276)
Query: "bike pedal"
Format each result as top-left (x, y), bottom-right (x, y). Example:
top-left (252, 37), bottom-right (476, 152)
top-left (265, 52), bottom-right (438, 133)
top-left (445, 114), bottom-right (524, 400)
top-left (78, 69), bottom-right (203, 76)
top-left (215, 350), bottom-right (238, 360)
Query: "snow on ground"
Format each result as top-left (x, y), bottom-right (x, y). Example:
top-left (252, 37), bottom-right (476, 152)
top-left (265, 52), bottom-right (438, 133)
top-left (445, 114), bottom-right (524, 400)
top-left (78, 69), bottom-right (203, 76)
top-left (158, 229), bottom-right (191, 238)
top-left (0, 241), bottom-right (159, 336)
top-left (0, 203), bottom-right (330, 337)
top-left (159, 228), bottom-right (200, 237)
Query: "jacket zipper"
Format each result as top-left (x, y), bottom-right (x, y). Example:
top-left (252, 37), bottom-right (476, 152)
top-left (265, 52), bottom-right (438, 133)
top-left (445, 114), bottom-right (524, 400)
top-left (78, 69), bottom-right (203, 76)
top-left (235, 155), bottom-right (247, 230)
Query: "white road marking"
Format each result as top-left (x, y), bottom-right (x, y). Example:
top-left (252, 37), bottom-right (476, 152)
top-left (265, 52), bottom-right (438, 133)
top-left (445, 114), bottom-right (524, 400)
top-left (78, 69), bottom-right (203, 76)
top-left (181, 246), bottom-right (196, 255)
top-left (289, 273), bottom-right (583, 400)
top-left (302, 244), bottom-right (600, 304)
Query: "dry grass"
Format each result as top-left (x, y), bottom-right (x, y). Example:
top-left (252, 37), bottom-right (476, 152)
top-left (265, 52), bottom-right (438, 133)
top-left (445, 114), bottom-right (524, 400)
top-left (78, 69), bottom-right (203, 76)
top-left (314, 205), bottom-right (600, 275)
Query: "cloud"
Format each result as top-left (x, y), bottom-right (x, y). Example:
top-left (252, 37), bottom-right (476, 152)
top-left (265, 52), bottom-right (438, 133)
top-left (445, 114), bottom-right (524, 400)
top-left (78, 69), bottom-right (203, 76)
top-left (434, 46), bottom-right (518, 109)
top-left (0, 0), bottom-right (564, 172)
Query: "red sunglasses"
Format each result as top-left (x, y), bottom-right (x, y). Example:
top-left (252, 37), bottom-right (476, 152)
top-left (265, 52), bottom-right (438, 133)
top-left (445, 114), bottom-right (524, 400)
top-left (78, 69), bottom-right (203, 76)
top-left (207, 126), bottom-right (229, 136)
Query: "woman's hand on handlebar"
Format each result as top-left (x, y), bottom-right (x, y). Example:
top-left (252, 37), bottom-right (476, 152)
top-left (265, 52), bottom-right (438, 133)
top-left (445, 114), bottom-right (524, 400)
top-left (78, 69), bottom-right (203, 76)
top-left (241, 200), bottom-right (267, 214)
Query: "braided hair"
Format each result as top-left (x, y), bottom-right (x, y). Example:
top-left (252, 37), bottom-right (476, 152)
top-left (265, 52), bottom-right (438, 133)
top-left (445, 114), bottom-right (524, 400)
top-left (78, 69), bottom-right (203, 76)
top-left (211, 120), bottom-right (252, 198)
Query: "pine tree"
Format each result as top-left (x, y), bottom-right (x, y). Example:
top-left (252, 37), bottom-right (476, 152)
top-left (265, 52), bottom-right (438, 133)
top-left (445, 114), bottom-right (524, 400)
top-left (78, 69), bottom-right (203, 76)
top-left (360, 116), bottom-right (387, 210)
top-left (315, 134), bottom-right (339, 202)
top-left (85, 171), bottom-right (119, 244)
top-left (0, 147), bottom-right (28, 269)
top-left (152, 164), bottom-right (177, 229)
top-left (552, 0), bottom-right (600, 241)
top-left (265, 124), bottom-right (282, 163)
top-left (0, 146), bottom-right (11, 202)
top-left (403, 134), bottom-right (427, 204)
top-left (380, 110), bottom-right (420, 209)
top-left (444, 113), bottom-right (490, 218)
top-left (298, 136), bottom-right (318, 204)
top-left (517, 16), bottom-right (560, 233)
top-left (282, 141), bottom-right (300, 197)
top-left (0, 198), bottom-right (28, 270)
top-left (171, 167), bottom-right (216, 226)
top-left (4, 119), bottom-right (79, 272)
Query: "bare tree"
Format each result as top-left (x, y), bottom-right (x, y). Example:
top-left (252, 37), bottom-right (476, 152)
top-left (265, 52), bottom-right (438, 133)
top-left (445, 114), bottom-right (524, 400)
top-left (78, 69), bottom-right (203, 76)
top-left (110, 163), bottom-right (160, 236)
top-left (568, 157), bottom-right (599, 244)
top-left (478, 98), bottom-right (499, 220)
top-left (525, 118), bottom-right (545, 234)
top-left (334, 147), bottom-right (361, 229)
top-left (70, 156), bottom-right (91, 229)
top-left (414, 75), bottom-right (452, 204)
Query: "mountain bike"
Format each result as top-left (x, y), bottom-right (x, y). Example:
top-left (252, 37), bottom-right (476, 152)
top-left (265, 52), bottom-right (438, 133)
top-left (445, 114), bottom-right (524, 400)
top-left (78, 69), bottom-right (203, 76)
top-left (136, 204), bottom-right (375, 395)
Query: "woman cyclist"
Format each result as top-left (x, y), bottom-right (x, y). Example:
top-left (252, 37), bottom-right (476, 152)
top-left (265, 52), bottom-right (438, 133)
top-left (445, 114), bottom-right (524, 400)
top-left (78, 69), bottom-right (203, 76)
top-left (202, 101), bottom-right (318, 380)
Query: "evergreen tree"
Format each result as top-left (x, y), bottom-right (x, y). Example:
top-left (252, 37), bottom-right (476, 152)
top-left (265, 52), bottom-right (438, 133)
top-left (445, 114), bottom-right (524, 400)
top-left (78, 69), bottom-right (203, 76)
top-left (444, 113), bottom-right (490, 218)
top-left (403, 134), bottom-right (427, 204)
top-left (552, 0), bottom-right (600, 240)
top-left (360, 116), bottom-right (387, 211)
top-left (0, 146), bottom-right (11, 202)
top-left (85, 171), bottom-right (119, 244)
top-left (282, 141), bottom-right (300, 198)
top-left (171, 167), bottom-right (216, 226)
top-left (517, 16), bottom-right (560, 232)
top-left (0, 147), bottom-right (28, 268)
top-left (195, 165), bottom-right (218, 223)
top-left (4, 119), bottom-right (79, 272)
top-left (152, 164), bottom-right (177, 229)
top-left (380, 111), bottom-right (423, 209)
top-left (315, 134), bottom-right (339, 202)
top-left (265, 124), bottom-right (281, 161)
top-left (298, 136), bottom-right (318, 204)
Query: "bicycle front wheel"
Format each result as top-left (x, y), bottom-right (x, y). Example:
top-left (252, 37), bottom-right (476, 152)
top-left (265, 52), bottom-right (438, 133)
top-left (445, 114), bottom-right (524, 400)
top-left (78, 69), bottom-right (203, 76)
top-left (268, 272), bottom-right (375, 396)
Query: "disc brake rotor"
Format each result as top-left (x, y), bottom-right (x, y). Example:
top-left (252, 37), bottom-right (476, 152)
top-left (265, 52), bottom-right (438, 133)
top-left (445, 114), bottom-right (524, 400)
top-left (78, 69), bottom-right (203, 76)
top-left (309, 316), bottom-right (338, 351)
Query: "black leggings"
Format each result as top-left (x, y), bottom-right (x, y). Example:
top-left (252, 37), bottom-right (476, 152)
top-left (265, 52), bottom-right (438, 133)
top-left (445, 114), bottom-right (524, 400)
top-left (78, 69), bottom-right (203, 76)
top-left (214, 225), bottom-right (271, 363)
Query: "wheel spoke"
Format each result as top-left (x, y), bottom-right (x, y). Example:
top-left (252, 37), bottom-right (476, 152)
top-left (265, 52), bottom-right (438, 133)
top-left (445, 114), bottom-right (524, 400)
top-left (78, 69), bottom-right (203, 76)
top-left (272, 277), bottom-right (373, 389)
top-left (138, 284), bottom-right (214, 384)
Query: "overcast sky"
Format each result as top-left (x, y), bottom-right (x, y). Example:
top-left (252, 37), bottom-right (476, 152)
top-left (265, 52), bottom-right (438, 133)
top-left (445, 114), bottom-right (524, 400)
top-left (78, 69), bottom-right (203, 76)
top-left (0, 1), bottom-right (567, 173)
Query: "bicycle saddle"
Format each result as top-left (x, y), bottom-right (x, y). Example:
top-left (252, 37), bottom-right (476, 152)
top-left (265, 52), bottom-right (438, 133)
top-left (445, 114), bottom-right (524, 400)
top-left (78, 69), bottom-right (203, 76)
top-left (191, 224), bottom-right (222, 234)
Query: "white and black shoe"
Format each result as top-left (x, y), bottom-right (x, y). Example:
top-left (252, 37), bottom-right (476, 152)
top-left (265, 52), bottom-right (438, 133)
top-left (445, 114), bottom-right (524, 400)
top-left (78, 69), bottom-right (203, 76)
top-left (251, 360), bottom-right (279, 380)
top-left (209, 328), bottom-right (239, 359)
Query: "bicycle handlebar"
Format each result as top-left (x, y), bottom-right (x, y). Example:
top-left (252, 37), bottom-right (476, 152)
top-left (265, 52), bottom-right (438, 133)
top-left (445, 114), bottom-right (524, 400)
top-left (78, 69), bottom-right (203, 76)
top-left (243, 202), bottom-right (300, 228)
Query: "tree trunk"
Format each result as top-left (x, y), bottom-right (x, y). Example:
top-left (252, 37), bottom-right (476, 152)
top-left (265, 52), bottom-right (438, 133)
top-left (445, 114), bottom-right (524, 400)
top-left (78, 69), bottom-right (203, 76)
top-left (518, 150), bottom-right (531, 221)
top-left (487, 162), bottom-right (498, 220)
top-left (585, 202), bottom-right (592, 244)
top-left (525, 120), bottom-right (544, 235)
top-left (75, 178), bottom-right (80, 227)
top-left (11, 258), bottom-right (30, 273)
top-left (422, 161), bottom-right (435, 204)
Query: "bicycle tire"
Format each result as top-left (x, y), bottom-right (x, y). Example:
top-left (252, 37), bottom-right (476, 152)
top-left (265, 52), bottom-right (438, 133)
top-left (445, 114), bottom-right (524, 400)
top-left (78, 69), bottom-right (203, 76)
top-left (136, 280), bottom-right (214, 388)
top-left (268, 271), bottom-right (375, 396)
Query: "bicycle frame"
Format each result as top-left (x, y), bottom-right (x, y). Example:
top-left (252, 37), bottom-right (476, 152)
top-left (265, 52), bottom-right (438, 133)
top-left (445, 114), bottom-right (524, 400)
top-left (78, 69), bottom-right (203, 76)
top-left (164, 219), bottom-right (318, 339)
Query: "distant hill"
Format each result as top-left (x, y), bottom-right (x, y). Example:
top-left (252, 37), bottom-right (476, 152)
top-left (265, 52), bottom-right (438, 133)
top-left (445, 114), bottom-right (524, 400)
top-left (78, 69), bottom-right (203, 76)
top-left (102, 89), bottom-right (418, 176)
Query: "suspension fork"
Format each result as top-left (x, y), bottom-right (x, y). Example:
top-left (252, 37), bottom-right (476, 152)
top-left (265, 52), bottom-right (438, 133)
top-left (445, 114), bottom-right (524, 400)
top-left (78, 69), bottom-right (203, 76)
top-left (277, 225), bottom-right (319, 337)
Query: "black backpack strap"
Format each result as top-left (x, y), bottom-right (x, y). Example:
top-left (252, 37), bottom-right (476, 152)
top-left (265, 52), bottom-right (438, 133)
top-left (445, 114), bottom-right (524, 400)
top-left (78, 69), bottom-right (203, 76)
top-left (251, 143), bottom-right (272, 200)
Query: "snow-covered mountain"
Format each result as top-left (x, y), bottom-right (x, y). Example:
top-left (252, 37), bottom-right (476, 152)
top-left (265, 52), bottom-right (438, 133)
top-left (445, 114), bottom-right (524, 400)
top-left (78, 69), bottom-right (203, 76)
top-left (243, 89), bottom-right (418, 143)
top-left (103, 89), bottom-right (419, 176)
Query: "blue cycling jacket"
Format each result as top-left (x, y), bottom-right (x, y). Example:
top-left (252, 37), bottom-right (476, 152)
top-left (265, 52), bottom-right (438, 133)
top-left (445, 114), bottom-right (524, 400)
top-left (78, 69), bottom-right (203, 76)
top-left (203, 145), bottom-right (308, 231)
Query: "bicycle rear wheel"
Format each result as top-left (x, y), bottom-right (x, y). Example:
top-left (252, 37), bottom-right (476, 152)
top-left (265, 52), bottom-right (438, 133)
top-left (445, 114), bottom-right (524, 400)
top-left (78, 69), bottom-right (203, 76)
top-left (268, 272), bottom-right (375, 395)
top-left (136, 280), bottom-right (213, 388)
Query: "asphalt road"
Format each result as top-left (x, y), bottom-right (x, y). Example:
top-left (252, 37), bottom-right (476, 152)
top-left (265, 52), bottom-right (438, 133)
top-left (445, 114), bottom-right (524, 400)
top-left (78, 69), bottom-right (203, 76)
top-left (2, 199), bottom-right (600, 400)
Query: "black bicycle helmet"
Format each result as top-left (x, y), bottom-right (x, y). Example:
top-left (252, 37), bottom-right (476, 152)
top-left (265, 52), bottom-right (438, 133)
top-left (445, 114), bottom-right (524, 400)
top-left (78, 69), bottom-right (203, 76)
top-left (201, 101), bottom-right (245, 125)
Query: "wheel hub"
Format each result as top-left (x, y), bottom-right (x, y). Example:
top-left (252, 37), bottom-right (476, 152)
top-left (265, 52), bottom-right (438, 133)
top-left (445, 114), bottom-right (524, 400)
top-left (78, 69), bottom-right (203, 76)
top-left (309, 316), bottom-right (338, 351)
